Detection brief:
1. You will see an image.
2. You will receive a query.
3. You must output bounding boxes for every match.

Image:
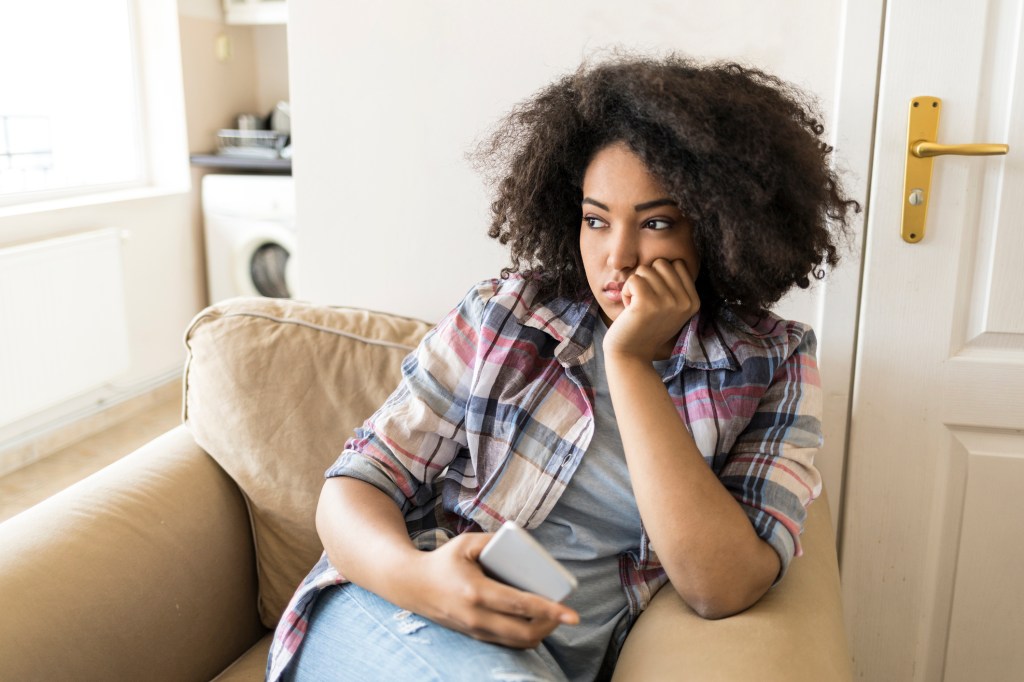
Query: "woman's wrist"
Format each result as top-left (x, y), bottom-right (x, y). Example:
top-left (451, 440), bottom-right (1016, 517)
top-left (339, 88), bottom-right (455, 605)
top-left (603, 346), bottom-right (665, 376)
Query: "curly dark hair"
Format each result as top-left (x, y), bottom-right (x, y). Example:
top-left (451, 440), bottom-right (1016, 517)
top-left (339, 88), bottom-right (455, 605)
top-left (474, 53), bottom-right (860, 318)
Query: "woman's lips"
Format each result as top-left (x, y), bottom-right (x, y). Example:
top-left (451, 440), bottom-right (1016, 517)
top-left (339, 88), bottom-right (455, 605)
top-left (603, 281), bottom-right (624, 303)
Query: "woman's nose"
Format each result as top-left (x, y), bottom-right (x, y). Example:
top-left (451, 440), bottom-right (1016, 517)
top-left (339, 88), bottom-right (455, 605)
top-left (608, 228), bottom-right (639, 271)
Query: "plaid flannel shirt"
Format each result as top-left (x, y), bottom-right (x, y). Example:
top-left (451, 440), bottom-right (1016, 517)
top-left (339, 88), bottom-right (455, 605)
top-left (267, 276), bottom-right (823, 680)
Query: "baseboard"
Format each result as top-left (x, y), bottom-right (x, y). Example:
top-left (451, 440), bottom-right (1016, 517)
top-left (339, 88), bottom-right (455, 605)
top-left (0, 367), bottom-right (183, 478)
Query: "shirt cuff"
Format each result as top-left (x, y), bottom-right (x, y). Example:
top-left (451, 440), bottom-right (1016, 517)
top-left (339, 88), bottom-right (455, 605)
top-left (761, 515), bottom-right (798, 583)
top-left (325, 451), bottom-right (409, 512)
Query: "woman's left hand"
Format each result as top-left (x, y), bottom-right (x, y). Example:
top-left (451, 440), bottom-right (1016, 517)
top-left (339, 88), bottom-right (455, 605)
top-left (604, 258), bottom-right (700, 361)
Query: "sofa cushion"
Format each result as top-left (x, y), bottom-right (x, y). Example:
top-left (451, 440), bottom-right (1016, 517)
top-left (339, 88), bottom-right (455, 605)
top-left (0, 426), bottom-right (266, 681)
top-left (611, 489), bottom-right (851, 681)
top-left (212, 633), bottom-right (274, 681)
top-left (183, 297), bottom-right (432, 628)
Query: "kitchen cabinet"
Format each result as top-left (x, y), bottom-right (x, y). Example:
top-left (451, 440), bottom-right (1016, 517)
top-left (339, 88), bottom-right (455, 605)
top-left (223, 0), bottom-right (286, 25)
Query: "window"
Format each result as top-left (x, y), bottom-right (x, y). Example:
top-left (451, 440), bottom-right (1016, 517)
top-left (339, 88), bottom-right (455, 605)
top-left (0, 1), bottom-right (144, 200)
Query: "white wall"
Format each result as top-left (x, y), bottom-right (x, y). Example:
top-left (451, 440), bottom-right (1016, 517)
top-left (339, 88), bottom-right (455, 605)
top-left (289, 0), bottom-right (846, 322)
top-left (177, 0), bottom-right (220, 22)
top-left (252, 25), bottom-right (290, 114)
top-left (287, 0), bottom-right (882, 523)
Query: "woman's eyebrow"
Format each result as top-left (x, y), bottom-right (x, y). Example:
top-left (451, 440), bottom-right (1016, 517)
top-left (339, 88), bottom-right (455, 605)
top-left (634, 198), bottom-right (676, 211)
top-left (581, 197), bottom-right (676, 212)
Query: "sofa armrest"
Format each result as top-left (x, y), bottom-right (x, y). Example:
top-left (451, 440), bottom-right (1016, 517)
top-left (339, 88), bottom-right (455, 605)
top-left (613, 489), bottom-right (851, 681)
top-left (0, 426), bottom-right (266, 682)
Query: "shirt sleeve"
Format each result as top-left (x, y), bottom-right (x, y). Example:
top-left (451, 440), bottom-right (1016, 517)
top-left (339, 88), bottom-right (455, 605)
top-left (720, 327), bottom-right (823, 580)
top-left (325, 282), bottom-right (492, 514)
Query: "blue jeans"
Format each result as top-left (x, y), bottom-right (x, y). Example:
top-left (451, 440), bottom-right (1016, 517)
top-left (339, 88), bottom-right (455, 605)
top-left (281, 583), bottom-right (570, 681)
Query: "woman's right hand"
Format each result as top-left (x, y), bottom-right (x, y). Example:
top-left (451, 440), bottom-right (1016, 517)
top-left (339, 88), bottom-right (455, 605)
top-left (399, 532), bottom-right (579, 649)
top-left (318, 478), bottom-right (576, 649)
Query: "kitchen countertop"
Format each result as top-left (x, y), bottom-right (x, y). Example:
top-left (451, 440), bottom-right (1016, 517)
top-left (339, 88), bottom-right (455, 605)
top-left (190, 153), bottom-right (292, 174)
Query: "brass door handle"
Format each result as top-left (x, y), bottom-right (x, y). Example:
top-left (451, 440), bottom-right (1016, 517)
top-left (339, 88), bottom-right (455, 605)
top-left (901, 96), bottom-right (1010, 243)
top-left (911, 141), bottom-right (1009, 158)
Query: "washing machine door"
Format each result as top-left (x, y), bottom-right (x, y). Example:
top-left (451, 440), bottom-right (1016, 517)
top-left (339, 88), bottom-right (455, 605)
top-left (250, 241), bottom-right (291, 298)
top-left (233, 226), bottom-right (297, 300)
top-left (204, 212), bottom-right (297, 303)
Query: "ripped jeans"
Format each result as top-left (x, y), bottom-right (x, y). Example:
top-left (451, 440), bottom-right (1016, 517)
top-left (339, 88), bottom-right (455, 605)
top-left (281, 583), bottom-right (570, 682)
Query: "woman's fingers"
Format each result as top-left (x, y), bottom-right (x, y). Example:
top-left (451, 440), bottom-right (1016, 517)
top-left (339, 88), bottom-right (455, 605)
top-left (626, 258), bottom-right (696, 311)
top-left (458, 602), bottom-right (561, 649)
top-left (457, 532), bottom-right (576, 620)
top-left (669, 259), bottom-right (700, 316)
top-left (484, 580), bottom-right (578, 625)
top-left (445, 581), bottom-right (569, 648)
top-left (412, 532), bottom-right (577, 649)
top-left (630, 264), bottom-right (668, 296)
top-left (607, 258), bottom-right (701, 361)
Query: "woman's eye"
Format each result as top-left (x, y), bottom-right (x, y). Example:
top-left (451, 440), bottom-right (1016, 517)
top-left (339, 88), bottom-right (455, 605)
top-left (644, 219), bottom-right (673, 231)
top-left (583, 216), bottom-right (607, 229)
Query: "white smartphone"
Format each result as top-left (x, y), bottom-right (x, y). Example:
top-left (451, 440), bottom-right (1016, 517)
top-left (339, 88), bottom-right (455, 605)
top-left (478, 521), bottom-right (578, 602)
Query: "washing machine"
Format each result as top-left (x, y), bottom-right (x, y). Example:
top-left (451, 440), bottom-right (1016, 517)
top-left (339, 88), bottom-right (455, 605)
top-left (201, 174), bottom-right (297, 304)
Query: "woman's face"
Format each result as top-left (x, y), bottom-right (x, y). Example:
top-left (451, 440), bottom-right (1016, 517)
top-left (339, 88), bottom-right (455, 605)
top-left (579, 142), bottom-right (700, 325)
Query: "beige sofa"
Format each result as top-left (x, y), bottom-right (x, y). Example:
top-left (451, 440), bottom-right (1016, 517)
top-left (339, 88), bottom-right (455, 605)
top-left (0, 297), bottom-right (852, 681)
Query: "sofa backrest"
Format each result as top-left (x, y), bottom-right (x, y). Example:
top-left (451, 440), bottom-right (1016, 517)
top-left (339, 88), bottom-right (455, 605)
top-left (183, 297), bottom-right (432, 628)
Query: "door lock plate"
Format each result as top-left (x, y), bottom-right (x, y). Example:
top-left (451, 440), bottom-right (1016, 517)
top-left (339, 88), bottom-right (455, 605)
top-left (901, 97), bottom-right (941, 243)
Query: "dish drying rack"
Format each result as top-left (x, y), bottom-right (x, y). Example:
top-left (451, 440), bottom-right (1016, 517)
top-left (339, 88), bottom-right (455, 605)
top-left (216, 129), bottom-right (289, 158)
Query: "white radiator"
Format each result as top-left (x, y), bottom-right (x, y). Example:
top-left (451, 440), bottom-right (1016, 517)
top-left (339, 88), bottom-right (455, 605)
top-left (0, 229), bottom-right (130, 428)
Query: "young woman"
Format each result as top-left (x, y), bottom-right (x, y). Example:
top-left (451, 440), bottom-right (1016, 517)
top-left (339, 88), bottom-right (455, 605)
top-left (267, 54), bottom-right (858, 681)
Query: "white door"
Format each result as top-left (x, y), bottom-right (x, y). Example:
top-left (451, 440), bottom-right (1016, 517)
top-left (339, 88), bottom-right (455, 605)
top-left (841, 1), bottom-right (1024, 680)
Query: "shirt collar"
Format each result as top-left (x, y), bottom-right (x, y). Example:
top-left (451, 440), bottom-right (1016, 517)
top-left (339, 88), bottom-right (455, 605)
top-left (672, 308), bottom-right (741, 372)
top-left (513, 286), bottom-right (596, 366)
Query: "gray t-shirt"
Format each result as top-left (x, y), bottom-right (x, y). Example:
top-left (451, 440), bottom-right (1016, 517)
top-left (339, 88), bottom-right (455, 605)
top-left (533, 318), bottom-right (671, 681)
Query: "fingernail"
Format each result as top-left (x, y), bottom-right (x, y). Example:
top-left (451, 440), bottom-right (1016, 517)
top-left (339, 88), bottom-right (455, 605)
top-left (560, 612), bottom-right (579, 625)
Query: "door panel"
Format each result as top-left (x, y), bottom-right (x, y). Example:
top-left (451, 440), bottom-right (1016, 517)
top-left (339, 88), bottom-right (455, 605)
top-left (942, 432), bottom-right (1024, 679)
